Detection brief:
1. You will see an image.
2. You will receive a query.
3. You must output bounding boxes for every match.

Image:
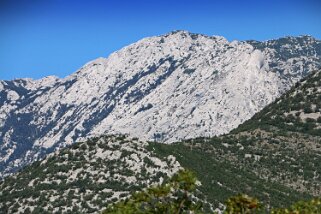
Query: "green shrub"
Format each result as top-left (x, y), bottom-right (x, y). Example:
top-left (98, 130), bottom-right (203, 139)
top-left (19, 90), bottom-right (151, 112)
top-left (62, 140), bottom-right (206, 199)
top-left (271, 198), bottom-right (321, 214)
top-left (103, 169), bottom-right (203, 214)
top-left (224, 194), bottom-right (262, 214)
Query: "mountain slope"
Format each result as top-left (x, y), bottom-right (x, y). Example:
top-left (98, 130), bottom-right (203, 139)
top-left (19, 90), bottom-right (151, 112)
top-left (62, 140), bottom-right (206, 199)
top-left (149, 69), bottom-right (321, 207)
top-left (0, 135), bottom-right (181, 213)
top-left (0, 70), bottom-right (320, 213)
top-left (1, 31), bottom-right (321, 178)
top-left (234, 69), bottom-right (321, 136)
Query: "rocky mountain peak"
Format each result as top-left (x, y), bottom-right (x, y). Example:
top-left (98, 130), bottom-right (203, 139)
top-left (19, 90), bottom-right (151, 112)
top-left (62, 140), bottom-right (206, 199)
top-left (0, 32), bottom-right (321, 178)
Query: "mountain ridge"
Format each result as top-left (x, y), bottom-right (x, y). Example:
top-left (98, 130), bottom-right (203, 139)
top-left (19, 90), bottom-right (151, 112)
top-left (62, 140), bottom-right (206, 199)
top-left (1, 31), bottom-right (321, 178)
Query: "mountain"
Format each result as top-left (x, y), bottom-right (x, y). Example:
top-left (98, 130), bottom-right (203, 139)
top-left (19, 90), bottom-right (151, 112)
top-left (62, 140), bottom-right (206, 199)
top-left (1, 31), bottom-right (321, 178)
top-left (149, 69), bottom-right (321, 208)
top-left (1, 70), bottom-right (320, 213)
top-left (233, 69), bottom-right (321, 136)
top-left (0, 135), bottom-right (181, 213)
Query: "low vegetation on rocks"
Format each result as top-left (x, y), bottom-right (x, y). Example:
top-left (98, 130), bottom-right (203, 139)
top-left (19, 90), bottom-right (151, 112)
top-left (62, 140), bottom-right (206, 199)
top-left (0, 135), bottom-right (181, 213)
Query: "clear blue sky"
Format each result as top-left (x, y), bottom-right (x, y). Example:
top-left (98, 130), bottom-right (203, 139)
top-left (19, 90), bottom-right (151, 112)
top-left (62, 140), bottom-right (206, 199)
top-left (0, 0), bottom-right (320, 80)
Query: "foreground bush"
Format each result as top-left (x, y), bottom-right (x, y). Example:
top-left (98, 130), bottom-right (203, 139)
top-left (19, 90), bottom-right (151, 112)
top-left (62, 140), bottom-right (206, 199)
top-left (224, 194), bottom-right (262, 213)
top-left (103, 170), bottom-right (321, 213)
top-left (271, 198), bottom-right (321, 214)
top-left (103, 169), bottom-right (203, 214)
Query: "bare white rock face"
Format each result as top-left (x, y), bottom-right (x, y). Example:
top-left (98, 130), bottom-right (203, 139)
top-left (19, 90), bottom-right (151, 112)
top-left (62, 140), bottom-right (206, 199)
top-left (0, 31), bottom-right (321, 177)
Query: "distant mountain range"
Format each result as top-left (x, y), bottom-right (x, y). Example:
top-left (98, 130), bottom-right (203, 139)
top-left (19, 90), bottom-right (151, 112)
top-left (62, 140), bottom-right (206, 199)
top-left (1, 31), bottom-right (321, 178)
top-left (1, 69), bottom-right (320, 213)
